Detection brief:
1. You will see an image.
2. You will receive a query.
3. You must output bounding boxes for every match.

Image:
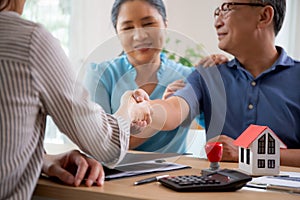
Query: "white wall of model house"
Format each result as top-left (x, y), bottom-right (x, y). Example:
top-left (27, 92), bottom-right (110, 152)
top-left (238, 130), bottom-right (281, 176)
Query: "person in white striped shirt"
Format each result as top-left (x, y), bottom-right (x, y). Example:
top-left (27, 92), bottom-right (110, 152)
top-left (0, 0), bottom-right (151, 199)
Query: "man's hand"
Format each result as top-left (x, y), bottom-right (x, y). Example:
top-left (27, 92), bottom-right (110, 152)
top-left (207, 135), bottom-right (238, 162)
top-left (198, 54), bottom-right (229, 67)
top-left (42, 150), bottom-right (104, 187)
top-left (129, 100), bottom-right (152, 126)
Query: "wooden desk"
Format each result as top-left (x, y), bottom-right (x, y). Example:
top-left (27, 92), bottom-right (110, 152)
top-left (34, 156), bottom-right (300, 200)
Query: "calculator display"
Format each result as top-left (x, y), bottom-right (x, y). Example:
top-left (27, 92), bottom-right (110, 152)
top-left (209, 174), bottom-right (231, 183)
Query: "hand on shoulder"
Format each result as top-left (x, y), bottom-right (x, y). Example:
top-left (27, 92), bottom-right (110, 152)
top-left (198, 54), bottom-right (229, 67)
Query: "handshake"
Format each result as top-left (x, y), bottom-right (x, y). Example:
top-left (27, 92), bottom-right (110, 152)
top-left (114, 89), bottom-right (153, 129)
top-left (115, 88), bottom-right (185, 134)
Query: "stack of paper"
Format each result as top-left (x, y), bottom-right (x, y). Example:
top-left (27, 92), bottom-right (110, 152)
top-left (246, 171), bottom-right (300, 193)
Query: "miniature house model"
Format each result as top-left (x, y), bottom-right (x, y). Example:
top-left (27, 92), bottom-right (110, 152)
top-left (233, 125), bottom-right (287, 176)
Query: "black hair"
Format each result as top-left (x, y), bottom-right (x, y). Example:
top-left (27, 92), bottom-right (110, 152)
top-left (111, 0), bottom-right (167, 30)
top-left (0, 0), bottom-right (15, 12)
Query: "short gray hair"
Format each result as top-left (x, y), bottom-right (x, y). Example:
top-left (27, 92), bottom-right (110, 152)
top-left (251, 0), bottom-right (286, 36)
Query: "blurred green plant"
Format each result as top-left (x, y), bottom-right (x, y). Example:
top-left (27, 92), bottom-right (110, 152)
top-left (162, 37), bottom-right (206, 67)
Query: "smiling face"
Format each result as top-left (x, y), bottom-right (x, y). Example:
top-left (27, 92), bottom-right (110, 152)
top-left (214, 0), bottom-right (263, 56)
top-left (116, 0), bottom-right (167, 67)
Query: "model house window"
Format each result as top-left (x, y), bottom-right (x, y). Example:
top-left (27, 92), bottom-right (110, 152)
top-left (268, 159), bottom-right (276, 168)
top-left (258, 159), bottom-right (265, 168)
top-left (268, 134), bottom-right (276, 154)
top-left (258, 134), bottom-right (266, 154)
top-left (240, 148), bottom-right (244, 163)
top-left (246, 149), bottom-right (250, 165)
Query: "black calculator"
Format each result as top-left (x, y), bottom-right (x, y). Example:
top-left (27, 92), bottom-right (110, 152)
top-left (158, 169), bottom-right (252, 192)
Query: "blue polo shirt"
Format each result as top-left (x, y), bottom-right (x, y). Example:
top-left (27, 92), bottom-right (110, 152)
top-left (175, 47), bottom-right (300, 148)
top-left (84, 53), bottom-right (204, 153)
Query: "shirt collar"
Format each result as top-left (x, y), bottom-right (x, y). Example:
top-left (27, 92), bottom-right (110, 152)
top-left (122, 53), bottom-right (134, 70)
top-left (227, 46), bottom-right (295, 71)
top-left (122, 52), bottom-right (167, 72)
top-left (159, 52), bottom-right (167, 71)
top-left (0, 11), bottom-right (21, 17)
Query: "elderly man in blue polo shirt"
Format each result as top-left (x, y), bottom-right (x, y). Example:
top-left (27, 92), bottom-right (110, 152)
top-left (136, 0), bottom-right (300, 167)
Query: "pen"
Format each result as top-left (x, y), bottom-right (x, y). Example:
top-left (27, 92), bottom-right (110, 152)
top-left (267, 184), bottom-right (300, 194)
top-left (134, 175), bottom-right (169, 186)
top-left (246, 183), bottom-right (300, 194)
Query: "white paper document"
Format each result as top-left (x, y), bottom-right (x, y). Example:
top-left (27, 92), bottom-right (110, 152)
top-left (117, 152), bottom-right (182, 166)
top-left (246, 171), bottom-right (300, 193)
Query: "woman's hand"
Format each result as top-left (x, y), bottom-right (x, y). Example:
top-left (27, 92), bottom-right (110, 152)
top-left (162, 79), bottom-right (185, 100)
top-left (198, 54), bottom-right (229, 67)
top-left (42, 150), bottom-right (105, 187)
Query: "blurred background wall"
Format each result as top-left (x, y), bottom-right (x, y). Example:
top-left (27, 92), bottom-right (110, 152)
top-left (23, 0), bottom-right (300, 147)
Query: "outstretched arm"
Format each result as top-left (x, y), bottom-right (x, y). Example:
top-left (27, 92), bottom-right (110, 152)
top-left (128, 96), bottom-right (190, 149)
top-left (148, 96), bottom-right (190, 131)
top-left (128, 90), bottom-right (190, 149)
top-left (132, 89), bottom-right (190, 130)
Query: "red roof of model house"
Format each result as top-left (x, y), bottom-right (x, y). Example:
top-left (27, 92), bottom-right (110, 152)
top-left (233, 124), bottom-right (287, 149)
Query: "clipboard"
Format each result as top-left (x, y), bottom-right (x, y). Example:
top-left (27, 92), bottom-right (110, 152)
top-left (104, 152), bottom-right (191, 180)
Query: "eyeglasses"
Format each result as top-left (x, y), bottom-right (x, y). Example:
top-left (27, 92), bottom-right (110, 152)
top-left (214, 2), bottom-right (265, 18)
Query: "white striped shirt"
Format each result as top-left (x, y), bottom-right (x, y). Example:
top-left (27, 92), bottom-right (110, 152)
top-left (0, 11), bottom-right (129, 200)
